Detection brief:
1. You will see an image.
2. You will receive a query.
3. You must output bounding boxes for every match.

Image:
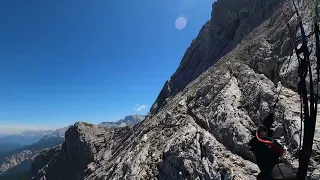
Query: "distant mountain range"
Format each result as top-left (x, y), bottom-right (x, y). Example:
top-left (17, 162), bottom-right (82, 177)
top-left (0, 127), bottom-right (68, 178)
top-left (0, 130), bottom-right (55, 147)
top-left (99, 114), bottom-right (146, 128)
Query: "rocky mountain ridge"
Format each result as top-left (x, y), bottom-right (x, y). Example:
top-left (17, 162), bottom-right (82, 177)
top-left (99, 115), bottom-right (146, 128)
top-left (29, 0), bottom-right (320, 179)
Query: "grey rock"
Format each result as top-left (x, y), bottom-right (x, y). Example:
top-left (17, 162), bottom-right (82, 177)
top-left (0, 150), bottom-right (39, 174)
top-left (311, 165), bottom-right (320, 180)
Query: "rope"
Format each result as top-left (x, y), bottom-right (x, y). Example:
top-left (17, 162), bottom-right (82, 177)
top-left (255, 0), bottom-right (299, 133)
top-left (269, 0), bottom-right (297, 115)
top-left (262, 1), bottom-right (296, 117)
top-left (278, 0), bottom-right (298, 49)
top-left (283, 0), bottom-right (308, 154)
top-left (273, 51), bottom-right (294, 109)
top-left (276, 1), bottom-right (308, 154)
top-left (313, 1), bottom-right (320, 122)
top-left (276, 164), bottom-right (286, 180)
top-left (299, 93), bottom-right (303, 150)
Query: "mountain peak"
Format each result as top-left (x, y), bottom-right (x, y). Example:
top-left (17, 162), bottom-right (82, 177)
top-left (99, 114), bottom-right (146, 128)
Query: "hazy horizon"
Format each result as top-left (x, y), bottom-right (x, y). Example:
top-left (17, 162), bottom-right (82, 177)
top-left (0, 113), bottom-right (149, 135)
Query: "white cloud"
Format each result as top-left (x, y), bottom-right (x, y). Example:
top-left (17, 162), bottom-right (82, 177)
top-left (0, 124), bottom-right (56, 135)
top-left (134, 104), bottom-right (148, 112)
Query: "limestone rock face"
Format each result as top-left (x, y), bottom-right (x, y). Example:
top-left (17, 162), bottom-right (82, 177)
top-left (29, 123), bottom-right (134, 180)
top-left (150, 0), bottom-right (281, 115)
top-left (29, 0), bottom-right (320, 179)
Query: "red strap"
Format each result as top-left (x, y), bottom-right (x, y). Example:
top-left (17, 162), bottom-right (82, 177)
top-left (256, 131), bottom-right (272, 144)
top-left (255, 131), bottom-right (284, 155)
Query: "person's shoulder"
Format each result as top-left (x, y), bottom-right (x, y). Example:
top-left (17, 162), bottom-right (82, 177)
top-left (249, 136), bottom-right (259, 147)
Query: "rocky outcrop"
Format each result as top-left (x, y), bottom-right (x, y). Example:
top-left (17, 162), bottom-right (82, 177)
top-left (0, 150), bottom-right (38, 174)
top-left (29, 123), bottom-right (134, 180)
top-left (29, 0), bottom-right (320, 179)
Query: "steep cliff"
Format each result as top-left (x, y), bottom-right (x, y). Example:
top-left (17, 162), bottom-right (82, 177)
top-left (150, 0), bottom-right (281, 115)
top-left (29, 0), bottom-right (320, 179)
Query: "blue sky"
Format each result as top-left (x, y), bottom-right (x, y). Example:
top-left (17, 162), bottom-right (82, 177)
top-left (0, 0), bottom-right (213, 133)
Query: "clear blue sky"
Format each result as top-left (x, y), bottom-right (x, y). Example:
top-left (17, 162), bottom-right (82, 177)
top-left (0, 0), bottom-right (213, 133)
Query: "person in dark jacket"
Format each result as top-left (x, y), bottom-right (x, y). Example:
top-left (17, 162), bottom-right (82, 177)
top-left (249, 114), bottom-right (297, 180)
